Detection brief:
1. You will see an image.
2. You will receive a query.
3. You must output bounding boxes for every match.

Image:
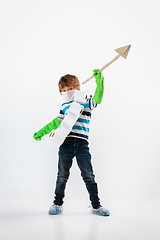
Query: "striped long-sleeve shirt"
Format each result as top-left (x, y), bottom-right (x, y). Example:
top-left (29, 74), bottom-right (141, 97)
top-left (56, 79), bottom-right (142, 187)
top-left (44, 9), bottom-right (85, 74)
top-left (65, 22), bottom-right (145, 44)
top-left (57, 98), bottom-right (97, 141)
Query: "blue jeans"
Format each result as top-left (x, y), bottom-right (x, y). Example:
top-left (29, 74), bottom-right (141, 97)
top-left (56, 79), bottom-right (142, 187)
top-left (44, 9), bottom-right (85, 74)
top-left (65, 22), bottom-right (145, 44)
top-left (53, 137), bottom-right (100, 208)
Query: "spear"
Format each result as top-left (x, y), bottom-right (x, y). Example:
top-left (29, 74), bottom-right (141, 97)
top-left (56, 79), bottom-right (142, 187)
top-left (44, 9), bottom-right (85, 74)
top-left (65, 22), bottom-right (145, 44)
top-left (82, 45), bottom-right (131, 85)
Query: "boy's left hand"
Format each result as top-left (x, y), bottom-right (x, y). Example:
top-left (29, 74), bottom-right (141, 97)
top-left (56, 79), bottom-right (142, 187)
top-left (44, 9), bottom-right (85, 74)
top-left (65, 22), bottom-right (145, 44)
top-left (93, 69), bottom-right (104, 104)
top-left (93, 69), bottom-right (104, 89)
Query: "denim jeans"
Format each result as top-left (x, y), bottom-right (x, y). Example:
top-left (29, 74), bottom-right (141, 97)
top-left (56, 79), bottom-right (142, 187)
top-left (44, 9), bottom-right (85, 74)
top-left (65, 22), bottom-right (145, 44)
top-left (53, 137), bottom-right (100, 208)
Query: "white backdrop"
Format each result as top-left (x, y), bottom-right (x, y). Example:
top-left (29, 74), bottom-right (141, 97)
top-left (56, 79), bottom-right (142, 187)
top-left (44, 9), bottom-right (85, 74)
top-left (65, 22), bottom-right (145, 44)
top-left (0, 0), bottom-right (160, 239)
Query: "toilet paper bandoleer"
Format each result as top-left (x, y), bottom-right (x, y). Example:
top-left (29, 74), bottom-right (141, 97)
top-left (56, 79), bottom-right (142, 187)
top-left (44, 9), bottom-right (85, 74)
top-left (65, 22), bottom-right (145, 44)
top-left (32, 69), bottom-right (110, 215)
top-left (33, 69), bottom-right (104, 142)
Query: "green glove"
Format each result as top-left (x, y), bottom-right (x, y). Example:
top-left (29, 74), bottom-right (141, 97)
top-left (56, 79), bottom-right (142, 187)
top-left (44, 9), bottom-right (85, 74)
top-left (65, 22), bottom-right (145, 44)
top-left (33, 117), bottom-right (61, 141)
top-left (93, 69), bottom-right (104, 104)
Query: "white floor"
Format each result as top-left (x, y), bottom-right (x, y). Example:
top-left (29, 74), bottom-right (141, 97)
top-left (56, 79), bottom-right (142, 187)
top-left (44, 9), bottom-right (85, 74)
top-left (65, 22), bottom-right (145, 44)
top-left (0, 192), bottom-right (160, 240)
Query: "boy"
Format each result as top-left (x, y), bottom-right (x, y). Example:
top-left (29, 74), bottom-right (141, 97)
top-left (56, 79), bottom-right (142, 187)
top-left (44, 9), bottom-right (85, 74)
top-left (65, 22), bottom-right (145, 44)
top-left (33, 69), bottom-right (110, 216)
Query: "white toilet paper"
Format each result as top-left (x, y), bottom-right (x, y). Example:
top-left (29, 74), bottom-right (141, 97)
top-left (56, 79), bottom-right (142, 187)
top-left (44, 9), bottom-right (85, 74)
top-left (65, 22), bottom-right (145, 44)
top-left (49, 102), bottom-right (84, 145)
top-left (63, 112), bottom-right (78, 127)
top-left (50, 131), bottom-right (65, 146)
top-left (61, 90), bottom-right (75, 101)
top-left (73, 90), bottom-right (88, 103)
top-left (69, 101), bottom-right (84, 116)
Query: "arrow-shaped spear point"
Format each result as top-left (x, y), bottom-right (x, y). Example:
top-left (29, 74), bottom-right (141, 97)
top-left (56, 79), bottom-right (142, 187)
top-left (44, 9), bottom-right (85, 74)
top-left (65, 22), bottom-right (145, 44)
top-left (115, 44), bottom-right (131, 59)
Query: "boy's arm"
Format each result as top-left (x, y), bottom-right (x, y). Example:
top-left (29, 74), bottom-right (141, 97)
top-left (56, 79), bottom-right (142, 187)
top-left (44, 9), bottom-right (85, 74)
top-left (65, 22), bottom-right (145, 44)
top-left (33, 117), bottom-right (62, 141)
top-left (93, 69), bottom-right (104, 105)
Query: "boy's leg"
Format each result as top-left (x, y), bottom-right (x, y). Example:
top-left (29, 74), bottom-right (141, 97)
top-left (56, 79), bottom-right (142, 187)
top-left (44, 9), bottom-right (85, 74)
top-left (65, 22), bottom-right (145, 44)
top-left (76, 140), bottom-right (101, 208)
top-left (53, 139), bottom-right (74, 206)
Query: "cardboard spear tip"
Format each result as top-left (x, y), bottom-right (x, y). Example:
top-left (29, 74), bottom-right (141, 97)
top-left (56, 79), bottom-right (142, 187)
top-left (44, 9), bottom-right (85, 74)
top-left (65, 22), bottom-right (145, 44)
top-left (115, 44), bottom-right (131, 59)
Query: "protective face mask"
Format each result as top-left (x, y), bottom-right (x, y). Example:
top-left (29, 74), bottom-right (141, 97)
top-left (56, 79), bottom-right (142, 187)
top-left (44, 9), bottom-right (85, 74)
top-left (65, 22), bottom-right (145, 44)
top-left (61, 90), bottom-right (76, 101)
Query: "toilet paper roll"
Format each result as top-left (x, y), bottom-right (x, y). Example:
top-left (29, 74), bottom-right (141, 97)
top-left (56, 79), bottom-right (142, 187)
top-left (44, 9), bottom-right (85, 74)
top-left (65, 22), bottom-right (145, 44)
top-left (63, 113), bottom-right (79, 127)
top-left (68, 102), bottom-right (84, 116)
top-left (49, 122), bottom-right (71, 145)
top-left (57, 122), bottom-right (72, 136)
top-left (49, 131), bottom-right (65, 145)
top-left (73, 90), bottom-right (88, 103)
top-left (49, 102), bottom-right (84, 146)
top-left (49, 129), bottom-right (55, 138)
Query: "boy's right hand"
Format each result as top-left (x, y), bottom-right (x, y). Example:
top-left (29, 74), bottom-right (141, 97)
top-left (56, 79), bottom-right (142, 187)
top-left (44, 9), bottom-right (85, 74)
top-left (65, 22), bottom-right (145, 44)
top-left (33, 117), bottom-right (61, 141)
top-left (33, 131), bottom-right (42, 141)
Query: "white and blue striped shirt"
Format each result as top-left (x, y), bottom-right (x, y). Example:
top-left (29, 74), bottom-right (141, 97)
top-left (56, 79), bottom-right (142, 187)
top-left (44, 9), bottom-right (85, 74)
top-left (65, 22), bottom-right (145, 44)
top-left (57, 98), bottom-right (97, 141)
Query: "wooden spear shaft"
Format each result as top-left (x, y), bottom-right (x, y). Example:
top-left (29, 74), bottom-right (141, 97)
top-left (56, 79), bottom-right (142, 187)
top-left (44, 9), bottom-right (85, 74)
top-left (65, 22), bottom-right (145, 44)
top-left (82, 54), bottom-right (120, 85)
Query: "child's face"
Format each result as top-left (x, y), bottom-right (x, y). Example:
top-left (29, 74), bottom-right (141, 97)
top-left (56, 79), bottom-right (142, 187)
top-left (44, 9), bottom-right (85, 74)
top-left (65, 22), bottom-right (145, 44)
top-left (60, 85), bottom-right (80, 93)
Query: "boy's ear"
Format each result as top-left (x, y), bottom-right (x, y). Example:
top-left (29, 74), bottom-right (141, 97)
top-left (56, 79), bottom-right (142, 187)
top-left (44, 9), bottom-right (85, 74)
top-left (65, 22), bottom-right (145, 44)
top-left (77, 86), bottom-right (80, 90)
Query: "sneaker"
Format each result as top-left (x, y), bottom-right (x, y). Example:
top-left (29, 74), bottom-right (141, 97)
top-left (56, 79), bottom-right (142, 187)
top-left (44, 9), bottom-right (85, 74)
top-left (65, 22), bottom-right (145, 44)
top-left (89, 205), bottom-right (110, 216)
top-left (48, 205), bottom-right (63, 215)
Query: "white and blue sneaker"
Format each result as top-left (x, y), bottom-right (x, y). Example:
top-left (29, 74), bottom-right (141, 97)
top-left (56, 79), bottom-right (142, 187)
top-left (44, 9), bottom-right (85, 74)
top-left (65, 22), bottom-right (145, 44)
top-left (48, 205), bottom-right (63, 215)
top-left (89, 205), bottom-right (110, 216)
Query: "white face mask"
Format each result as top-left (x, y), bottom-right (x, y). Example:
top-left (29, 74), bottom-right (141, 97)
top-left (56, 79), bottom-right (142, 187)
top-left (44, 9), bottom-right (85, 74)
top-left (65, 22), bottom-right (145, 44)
top-left (61, 90), bottom-right (76, 101)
